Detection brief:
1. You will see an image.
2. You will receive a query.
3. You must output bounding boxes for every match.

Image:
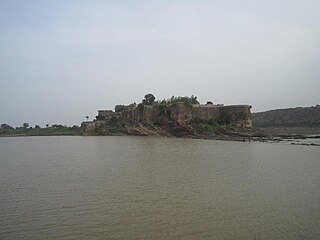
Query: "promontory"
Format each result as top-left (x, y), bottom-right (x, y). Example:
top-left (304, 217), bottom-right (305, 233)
top-left (81, 94), bottom-right (263, 140)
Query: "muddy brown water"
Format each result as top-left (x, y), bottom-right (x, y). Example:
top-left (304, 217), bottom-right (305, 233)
top-left (0, 136), bottom-right (319, 239)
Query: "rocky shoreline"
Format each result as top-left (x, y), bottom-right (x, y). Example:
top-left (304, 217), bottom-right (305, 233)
top-left (1, 125), bottom-right (319, 146)
top-left (81, 119), bottom-right (265, 140)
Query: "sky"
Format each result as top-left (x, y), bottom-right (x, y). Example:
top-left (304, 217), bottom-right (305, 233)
top-left (1, 0), bottom-right (319, 127)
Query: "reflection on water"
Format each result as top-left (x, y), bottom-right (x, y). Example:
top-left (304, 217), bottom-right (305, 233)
top-left (0, 136), bottom-right (320, 239)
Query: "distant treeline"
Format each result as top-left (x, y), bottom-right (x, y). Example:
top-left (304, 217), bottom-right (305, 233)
top-left (113, 94), bottom-right (200, 113)
top-left (252, 105), bottom-right (320, 127)
top-left (0, 123), bottom-right (80, 136)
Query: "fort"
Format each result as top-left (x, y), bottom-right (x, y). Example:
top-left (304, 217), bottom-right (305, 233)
top-left (81, 96), bottom-right (252, 137)
top-left (119, 103), bottom-right (252, 127)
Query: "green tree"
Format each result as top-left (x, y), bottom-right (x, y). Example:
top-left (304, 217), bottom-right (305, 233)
top-left (52, 124), bottom-right (64, 128)
top-left (1, 124), bottom-right (14, 130)
top-left (115, 105), bottom-right (127, 112)
top-left (142, 93), bottom-right (156, 105)
top-left (167, 95), bottom-right (199, 105)
top-left (128, 102), bottom-right (137, 108)
top-left (23, 123), bottom-right (29, 128)
top-left (96, 115), bottom-right (105, 120)
top-left (35, 125), bottom-right (41, 129)
top-left (190, 95), bottom-right (200, 104)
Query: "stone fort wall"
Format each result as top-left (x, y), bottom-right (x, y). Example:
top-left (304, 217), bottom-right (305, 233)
top-left (116, 103), bottom-right (252, 128)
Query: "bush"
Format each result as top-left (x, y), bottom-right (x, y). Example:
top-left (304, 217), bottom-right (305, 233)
top-left (142, 93), bottom-right (156, 105)
top-left (1, 124), bottom-right (14, 130)
top-left (166, 95), bottom-right (199, 106)
top-left (96, 115), bottom-right (106, 120)
top-left (115, 105), bottom-right (127, 112)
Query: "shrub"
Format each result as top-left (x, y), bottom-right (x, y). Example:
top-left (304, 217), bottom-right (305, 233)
top-left (96, 115), bottom-right (106, 120)
top-left (115, 105), bottom-right (127, 112)
top-left (1, 124), bottom-right (14, 130)
top-left (141, 93), bottom-right (156, 105)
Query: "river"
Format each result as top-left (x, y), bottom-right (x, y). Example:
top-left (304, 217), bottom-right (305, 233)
top-left (0, 136), bottom-right (319, 239)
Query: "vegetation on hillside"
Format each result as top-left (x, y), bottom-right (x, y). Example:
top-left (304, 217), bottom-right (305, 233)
top-left (253, 105), bottom-right (320, 127)
top-left (158, 95), bottom-right (200, 106)
top-left (114, 93), bottom-right (200, 113)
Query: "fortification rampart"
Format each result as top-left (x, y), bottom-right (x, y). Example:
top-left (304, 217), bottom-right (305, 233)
top-left (120, 105), bottom-right (159, 122)
top-left (191, 105), bottom-right (221, 122)
top-left (219, 105), bottom-right (252, 128)
top-left (116, 103), bottom-right (252, 127)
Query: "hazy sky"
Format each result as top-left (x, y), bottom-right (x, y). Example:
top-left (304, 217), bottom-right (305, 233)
top-left (1, 0), bottom-right (319, 127)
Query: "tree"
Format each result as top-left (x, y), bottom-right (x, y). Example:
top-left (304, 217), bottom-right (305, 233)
top-left (142, 93), bottom-right (155, 105)
top-left (115, 105), bottom-right (127, 112)
top-left (52, 124), bottom-right (61, 128)
top-left (166, 95), bottom-right (199, 105)
top-left (85, 116), bottom-right (89, 121)
top-left (46, 124), bottom-right (49, 128)
top-left (190, 95), bottom-right (200, 104)
top-left (1, 124), bottom-right (14, 130)
top-left (35, 125), bottom-right (41, 129)
top-left (96, 115), bottom-right (105, 120)
top-left (23, 123), bottom-right (29, 128)
top-left (128, 102), bottom-right (137, 108)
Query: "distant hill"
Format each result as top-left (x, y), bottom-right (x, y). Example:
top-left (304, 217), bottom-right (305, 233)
top-left (253, 105), bottom-right (320, 127)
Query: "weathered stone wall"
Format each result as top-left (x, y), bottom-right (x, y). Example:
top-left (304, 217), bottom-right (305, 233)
top-left (120, 105), bottom-right (160, 122)
top-left (169, 103), bottom-right (192, 122)
top-left (81, 120), bottom-right (109, 135)
top-left (104, 104), bottom-right (252, 127)
top-left (219, 105), bottom-right (252, 127)
top-left (143, 105), bottom-right (160, 122)
top-left (121, 107), bottom-right (143, 122)
top-left (191, 105), bottom-right (220, 122)
top-left (98, 110), bottom-right (120, 119)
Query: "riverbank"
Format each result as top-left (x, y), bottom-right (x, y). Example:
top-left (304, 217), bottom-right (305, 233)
top-left (256, 126), bottom-right (320, 136)
top-left (2, 124), bottom-right (320, 146)
top-left (0, 123), bottom-right (261, 140)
